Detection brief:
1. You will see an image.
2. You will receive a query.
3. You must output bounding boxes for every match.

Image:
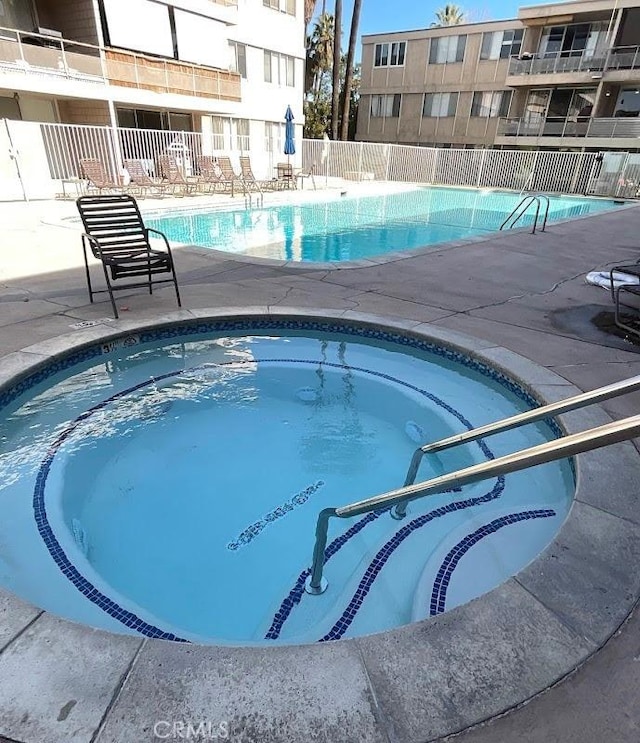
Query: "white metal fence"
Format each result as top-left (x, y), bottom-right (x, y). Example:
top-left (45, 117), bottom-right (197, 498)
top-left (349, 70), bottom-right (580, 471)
top-left (0, 117), bottom-right (637, 201)
top-left (301, 138), bottom-right (601, 195)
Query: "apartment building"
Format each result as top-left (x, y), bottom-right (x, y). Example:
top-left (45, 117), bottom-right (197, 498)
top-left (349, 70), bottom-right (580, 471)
top-left (357, 0), bottom-right (640, 151)
top-left (0, 0), bottom-right (305, 154)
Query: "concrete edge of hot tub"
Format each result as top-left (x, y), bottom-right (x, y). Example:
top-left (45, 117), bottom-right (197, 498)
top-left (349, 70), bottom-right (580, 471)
top-left (0, 306), bottom-right (638, 743)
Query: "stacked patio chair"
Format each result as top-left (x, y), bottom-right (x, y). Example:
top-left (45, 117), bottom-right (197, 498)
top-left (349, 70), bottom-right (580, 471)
top-left (124, 159), bottom-right (171, 198)
top-left (156, 155), bottom-right (200, 196)
top-left (76, 194), bottom-right (181, 319)
top-left (80, 158), bottom-right (128, 195)
top-left (196, 155), bottom-right (234, 195)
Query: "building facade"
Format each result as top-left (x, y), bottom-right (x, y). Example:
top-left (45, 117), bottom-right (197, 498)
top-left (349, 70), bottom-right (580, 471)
top-left (0, 0), bottom-right (305, 154)
top-left (357, 0), bottom-right (640, 151)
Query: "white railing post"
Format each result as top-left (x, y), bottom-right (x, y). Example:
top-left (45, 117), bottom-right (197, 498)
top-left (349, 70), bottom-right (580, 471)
top-left (476, 147), bottom-right (487, 188)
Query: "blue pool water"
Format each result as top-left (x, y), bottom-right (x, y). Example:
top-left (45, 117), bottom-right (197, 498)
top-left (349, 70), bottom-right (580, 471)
top-left (145, 186), bottom-right (621, 262)
top-left (0, 322), bottom-right (574, 644)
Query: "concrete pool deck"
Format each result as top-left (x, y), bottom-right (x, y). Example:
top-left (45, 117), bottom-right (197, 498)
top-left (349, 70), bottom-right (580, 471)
top-left (0, 194), bottom-right (639, 743)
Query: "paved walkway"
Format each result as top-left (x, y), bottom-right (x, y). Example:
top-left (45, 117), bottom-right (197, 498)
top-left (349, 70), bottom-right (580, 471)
top-left (0, 196), bottom-right (639, 743)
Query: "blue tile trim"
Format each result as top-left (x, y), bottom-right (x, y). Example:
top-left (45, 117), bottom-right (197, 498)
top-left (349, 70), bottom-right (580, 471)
top-left (0, 318), bottom-right (566, 445)
top-left (32, 356), bottom-right (476, 640)
top-left (265, 363), bottom-right (500, 641)
top-left (228, 480), bottom-right (325, 551)
top-left (33, 371), bottom-right (188, 642)
top-left (4, 317), bottom-right (564, 642)
top-left (317, 477), bottom-right (507, 642)
top-left (429, 509), bottom-right (556, 616)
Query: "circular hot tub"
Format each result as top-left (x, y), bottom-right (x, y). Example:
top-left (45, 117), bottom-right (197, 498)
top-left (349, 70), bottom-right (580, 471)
top-left (0, 314), bottom-right (573, 645)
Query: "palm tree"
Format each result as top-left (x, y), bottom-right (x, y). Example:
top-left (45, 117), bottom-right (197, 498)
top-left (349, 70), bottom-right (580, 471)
top-left (430, 4), bottom-right (465, 26)
top-left (306, 13), bottom-right (334, 96)
top-left (330, 0), bottom-right (342, 139)
top-left (339, 0), bottom-right (362, 140)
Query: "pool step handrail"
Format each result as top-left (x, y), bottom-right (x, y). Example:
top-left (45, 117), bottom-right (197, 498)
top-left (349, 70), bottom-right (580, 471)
top-left (305, 377), bottom-right (640, 595)
top-left (500, 194), bottom-right (550, 234)
top-left (391, 373), bottom-right (640, 519)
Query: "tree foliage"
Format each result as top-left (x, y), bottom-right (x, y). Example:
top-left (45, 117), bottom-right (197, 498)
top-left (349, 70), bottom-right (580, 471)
top-left (304, 13), bottom-right (360, 140)
top-left (430, 4), bottom-right (465, 26)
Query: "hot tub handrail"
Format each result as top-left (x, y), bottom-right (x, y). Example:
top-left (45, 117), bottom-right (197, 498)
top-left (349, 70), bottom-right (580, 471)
top-left (305, 418), bottom-right (640, 597)
top-left (392, 373), bottom-right (640, 519)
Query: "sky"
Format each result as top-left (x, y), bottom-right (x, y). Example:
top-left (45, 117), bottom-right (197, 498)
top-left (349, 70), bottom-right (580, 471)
top-left (315, 0), bottom-right (570, 49)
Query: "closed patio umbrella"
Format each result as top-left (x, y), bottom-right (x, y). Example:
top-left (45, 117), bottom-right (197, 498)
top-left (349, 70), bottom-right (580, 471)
top-left (284, 105), bottom-right (295, 164)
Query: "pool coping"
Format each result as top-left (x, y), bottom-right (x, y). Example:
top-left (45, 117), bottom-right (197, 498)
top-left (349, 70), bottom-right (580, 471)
top-left (1, 307), bottom-right (639, 743)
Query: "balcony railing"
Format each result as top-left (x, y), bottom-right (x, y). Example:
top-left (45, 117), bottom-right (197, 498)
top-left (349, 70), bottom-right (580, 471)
top-left (0, 26), bottom-right (241, 102)
top-left (508, 45), bottom-right (640, 77)
top-left (498, 116), bottom-right (640, 139)
top-left (0, 26), bottom-right (104, 83)
top-left (104, 49), bottom-right (241, 101)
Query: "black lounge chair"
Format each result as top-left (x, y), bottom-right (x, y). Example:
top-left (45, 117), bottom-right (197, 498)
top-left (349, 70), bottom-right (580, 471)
top-left (76, 194), bottom-right (181, 319)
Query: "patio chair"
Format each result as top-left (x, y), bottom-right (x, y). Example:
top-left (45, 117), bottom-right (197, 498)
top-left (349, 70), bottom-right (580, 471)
top-left (80, 158), bottom-right (125, 195)
top-left (609, 263), bottom-right (640, 339)
top-left (156, 155), bottom-right (199, 195)
top-left (124, 159), bottom-right (170, 198)
top-left (296, 162), bottom-right (316, 191)
top-left (239, 156), bottom-right (278, 191)
top-left (275, 162), bottom-right (296, 190)
top-left (196, 155), bottom-right (234, 195)
top-left (76, 194), bottom-right (181, 319)
top-left (216, 156), bottom-right (243, 195)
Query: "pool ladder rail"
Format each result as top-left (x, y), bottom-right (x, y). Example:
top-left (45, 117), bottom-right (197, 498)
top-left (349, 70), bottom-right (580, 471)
top-left (500, 194), bottom-right (550, 235)
top-left (304, 374), bottom-right (640, 595)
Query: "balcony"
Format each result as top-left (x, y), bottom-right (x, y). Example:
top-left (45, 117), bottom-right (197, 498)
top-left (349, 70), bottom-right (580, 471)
top-left (0, 26), bottom-right (104, 84)
top-left (105, 49), bottom-right (241, 102)
top-left (507, 46), bottom-right (640, 82)
top-left (508, 51), bottom-right (608, 77)
top-left (498, 116), bottom-right (640, 141)
top-left (0, 26), bottom-right (241, 103)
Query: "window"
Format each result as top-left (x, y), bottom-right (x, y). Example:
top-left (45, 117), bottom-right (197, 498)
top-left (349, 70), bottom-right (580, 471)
top-left (229, 41), bottom-right (247, 79)
top-left (117, 108), bottom-right (194, 131)
top-left (265, 122), bottom-right (285, 151)
top-left (263, 0), bottom-right (296, 15)
top-left (374, 41), bottom-right (406, 67)
top-left (480, 29), bottom-right (524, 60)
top-left (422, 92), bottom-right (458, 117)
top-left (429, 35), bottom-right (466, 64)
top-left (264, 50), bottom-right (296, 86)
top-left (231, 118), bottom-right (250, 151)
top-left (539, 22), bottom-right (605, 58)
top-left (471, 91), bottom-right (513, 117)
top-left (370, 94), bottom-right (401, 117)
top-left (210, 116), bottom-right (225, 149)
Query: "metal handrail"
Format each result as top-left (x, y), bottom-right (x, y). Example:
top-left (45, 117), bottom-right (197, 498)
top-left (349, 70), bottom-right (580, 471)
top-left (500, 194), bottom-right (549, 234)
top-left (391, 373), bottom-right (640, 519)
top-left (305, 375), bottom-right (640, 595)
top-left (305, 413), bottom-right (640, 595)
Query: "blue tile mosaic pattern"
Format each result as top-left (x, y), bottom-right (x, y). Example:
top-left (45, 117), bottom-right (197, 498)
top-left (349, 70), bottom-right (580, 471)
top-left (265, 370), bottom-right (498, 642)
top-left (316, 477), bottom-right (507, 642)
top-left (228, 480), bottom-right (325, 551)
top-left (429, 509), bottom-right (556, 616)
top-left (0, 316), bottom-right (568, 642)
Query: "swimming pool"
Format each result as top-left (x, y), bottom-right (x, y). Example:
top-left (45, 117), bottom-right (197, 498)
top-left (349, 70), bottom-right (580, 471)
top-left (145, 186), bottom-right (621, 263)
top-left (0, 318), bottom-right (573, 645)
